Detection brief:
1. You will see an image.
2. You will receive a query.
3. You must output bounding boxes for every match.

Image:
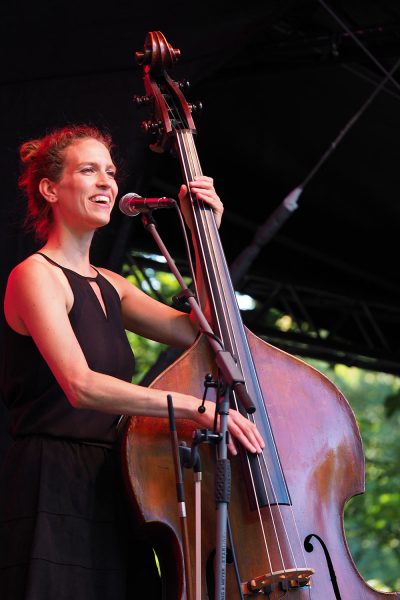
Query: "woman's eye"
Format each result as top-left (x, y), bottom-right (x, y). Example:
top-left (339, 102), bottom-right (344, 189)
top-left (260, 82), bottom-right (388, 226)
top-left (81, 167), bottom-right (94, 174)
top-left (107, 170), bottom-right (116, 178)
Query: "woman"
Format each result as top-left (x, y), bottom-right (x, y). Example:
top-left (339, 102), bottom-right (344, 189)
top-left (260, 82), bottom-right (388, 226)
top-left (0, 125), bottom-right (263, 599)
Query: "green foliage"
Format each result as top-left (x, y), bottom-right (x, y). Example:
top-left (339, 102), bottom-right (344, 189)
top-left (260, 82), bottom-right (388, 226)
top-left (123, 260), bottom-right (189, 383)
top-left (305, 359), bottom-right (400, 592)
top-left (384, 389), bottom-right (400, 418)
top-left (126, 329), bottom-right (167, 384)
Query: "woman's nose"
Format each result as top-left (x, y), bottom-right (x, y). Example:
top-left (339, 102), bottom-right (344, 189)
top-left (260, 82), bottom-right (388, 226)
top-left (96, 172), bottom-right (111, 187)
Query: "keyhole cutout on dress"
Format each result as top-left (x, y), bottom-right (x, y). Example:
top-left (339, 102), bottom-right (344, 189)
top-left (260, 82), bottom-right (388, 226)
top-left (88, 280), bottom-right (108, 319)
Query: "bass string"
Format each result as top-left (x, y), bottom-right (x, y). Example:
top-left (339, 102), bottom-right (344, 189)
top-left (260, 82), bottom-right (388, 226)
top-left (174, 130), bottom-right (226, 334)
top-left (175, 128), bottom-right (313, 584)
top-left (176, 128), bottom-right (295, 574)
top-left (182, 130), bottom-right (315, 587)
top-left (181, 131), bottom-right (246, 350)
top-left (177, 134), bottom-right (280, 574)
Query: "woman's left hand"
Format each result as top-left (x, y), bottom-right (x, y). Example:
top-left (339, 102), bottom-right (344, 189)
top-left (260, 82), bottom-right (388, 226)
top-left (178, 175), bottom-right (224, 229)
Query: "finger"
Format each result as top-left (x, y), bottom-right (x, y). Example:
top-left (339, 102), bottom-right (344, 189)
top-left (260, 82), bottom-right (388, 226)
top-left (231, 414), bottom-right (264, 454)
top-left (192, 193), bottom-right (221, 208)
top-left (228, 419), bottom-right (259, 454)
top-left (253, 423), bottom-right (265, 449)
top-left (189, 187), bottom-right (222, 206)
top-left (247, 423), bottom-right (264, 454)
top-left (242, 418), bottom-right (265, 451)
top-left (227, 437), bottom-right (238, 456)
top-left (193, 175), bottom-right (213, 184)
top-left (189, 189), bottom-right (217, 201)
top-left (189, 179), bottom-right (214, 192)
top-left (178, 184), bottom-right (188, 202)
top-left (189, 193), bottom-right (223, 215)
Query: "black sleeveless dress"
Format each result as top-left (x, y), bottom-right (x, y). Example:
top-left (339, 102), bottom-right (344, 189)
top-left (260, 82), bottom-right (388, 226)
top-left (0, 254), bottom-right (161, 599)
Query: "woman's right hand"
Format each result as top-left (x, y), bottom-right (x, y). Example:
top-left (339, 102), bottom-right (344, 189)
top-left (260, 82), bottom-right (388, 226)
top-left (193, 399), bottom-right (264, 456)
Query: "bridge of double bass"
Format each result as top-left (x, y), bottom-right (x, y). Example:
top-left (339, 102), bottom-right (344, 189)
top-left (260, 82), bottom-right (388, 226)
top-left (243, 567), bottom-right (315, 595)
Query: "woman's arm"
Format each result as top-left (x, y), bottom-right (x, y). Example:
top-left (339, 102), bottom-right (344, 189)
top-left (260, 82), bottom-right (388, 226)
top-left (102, 268), bottom-right (198, 347)
top-left (4, 258), bottom-right (263, 455)
top-left (106, 175), bottom-right (223, 348)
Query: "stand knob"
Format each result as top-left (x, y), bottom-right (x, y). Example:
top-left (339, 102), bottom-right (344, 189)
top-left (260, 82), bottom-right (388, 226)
top-left (133, 95), bottom-right (152, 107)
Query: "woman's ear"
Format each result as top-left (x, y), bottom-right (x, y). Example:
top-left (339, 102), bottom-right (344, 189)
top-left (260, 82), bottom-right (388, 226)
top-left (39, 178), bottom-right (58, 204)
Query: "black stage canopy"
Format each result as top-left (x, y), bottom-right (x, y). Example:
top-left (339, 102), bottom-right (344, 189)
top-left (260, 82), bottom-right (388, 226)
top-left (1, 0), bottom-right (400, 374)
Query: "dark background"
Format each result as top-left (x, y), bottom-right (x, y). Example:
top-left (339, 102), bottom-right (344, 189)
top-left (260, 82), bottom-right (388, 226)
top-left (1, 1), bottom-right (400, 448)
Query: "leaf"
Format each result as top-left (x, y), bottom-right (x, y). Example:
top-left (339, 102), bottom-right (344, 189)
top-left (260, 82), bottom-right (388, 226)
top-left (384, 391), bottom-right (400, 418)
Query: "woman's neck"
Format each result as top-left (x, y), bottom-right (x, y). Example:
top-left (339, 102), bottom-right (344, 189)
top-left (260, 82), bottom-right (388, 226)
top-left (41, 228), bottom-right (95, 274)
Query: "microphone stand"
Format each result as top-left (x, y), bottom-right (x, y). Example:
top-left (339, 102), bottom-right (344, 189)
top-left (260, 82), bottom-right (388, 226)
top-left (139, 211), bottom-right (255, 415)
top-left (139, 209), bottom-right (255, 599)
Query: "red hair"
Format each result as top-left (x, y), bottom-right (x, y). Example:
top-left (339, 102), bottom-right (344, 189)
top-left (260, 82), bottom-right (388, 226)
top-left (19, 125), bottom-right (113, 241)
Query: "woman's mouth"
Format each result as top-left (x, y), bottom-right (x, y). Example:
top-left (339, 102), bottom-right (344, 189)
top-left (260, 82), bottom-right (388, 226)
top-left (89, 195), bottom-right (111, 206)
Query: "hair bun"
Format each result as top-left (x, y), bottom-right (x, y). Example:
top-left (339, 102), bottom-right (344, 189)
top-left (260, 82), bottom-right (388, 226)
top-left (19, 139), bottom-right (41, 164)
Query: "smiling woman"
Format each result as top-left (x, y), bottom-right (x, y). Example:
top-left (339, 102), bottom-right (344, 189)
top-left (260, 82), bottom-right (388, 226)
top-left (19, 126), bottom-right (115, 242)
top-left (38, 138), bottom-right (118, 235)
top-left (0, 124), bottom-right (263, 599)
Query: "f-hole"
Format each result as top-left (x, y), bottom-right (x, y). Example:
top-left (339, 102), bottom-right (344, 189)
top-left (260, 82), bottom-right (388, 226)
top-left (304, 533), bottom-right (342, 600)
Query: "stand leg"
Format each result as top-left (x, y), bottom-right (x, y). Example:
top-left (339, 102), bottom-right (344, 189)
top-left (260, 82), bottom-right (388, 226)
top-left (215, 501), bottom-right (229, 600)
top-left (214, 389), bottom-right (231, 600)
top-left (195, 478), bottom-right (202, 600)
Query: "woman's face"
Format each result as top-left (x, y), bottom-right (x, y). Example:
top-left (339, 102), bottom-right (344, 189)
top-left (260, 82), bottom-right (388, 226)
top-left (48, 137), bottom-right (118, 233)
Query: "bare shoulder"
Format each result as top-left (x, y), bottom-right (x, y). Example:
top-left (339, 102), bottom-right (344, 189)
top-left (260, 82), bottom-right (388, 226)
top-left (7, 253), bottom-right (66, 290)
top-left (5, 254), bottom-right (70, 333)
top-left (8, 254), bottom-right (52, 288)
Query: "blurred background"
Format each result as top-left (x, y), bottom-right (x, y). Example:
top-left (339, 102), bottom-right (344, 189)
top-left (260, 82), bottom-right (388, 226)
top-left (1, 0), bottom-right (400, 590)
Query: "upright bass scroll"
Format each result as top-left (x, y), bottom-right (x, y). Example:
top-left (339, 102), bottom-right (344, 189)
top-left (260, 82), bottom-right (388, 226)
top-left (121, 30), bottom-right (400, 600)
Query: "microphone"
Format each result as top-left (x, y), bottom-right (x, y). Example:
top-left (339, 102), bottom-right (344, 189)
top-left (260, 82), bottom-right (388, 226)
top-left (119, 193), bottom-right (177, 217)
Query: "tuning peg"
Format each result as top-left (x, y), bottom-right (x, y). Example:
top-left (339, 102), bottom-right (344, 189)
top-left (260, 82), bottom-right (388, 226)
top-left (141, 120), bottom-right (154, 134)
top-left (133, 95), bottom-right (152, 107)
top-left (141, 120), bottom-right (163, 137)
top-left (189, 101), bottom-right (203, 115)
top-left (135, 50), bottom-right (150, 65)
top-left (135, 51), bottom-right (144, 63)
top-left (178, 79), bottom-right (190, 91)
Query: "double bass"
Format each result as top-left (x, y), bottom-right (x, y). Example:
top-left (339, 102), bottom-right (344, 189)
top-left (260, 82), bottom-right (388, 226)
top-left (121, 31), bottom-right (400, 599)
